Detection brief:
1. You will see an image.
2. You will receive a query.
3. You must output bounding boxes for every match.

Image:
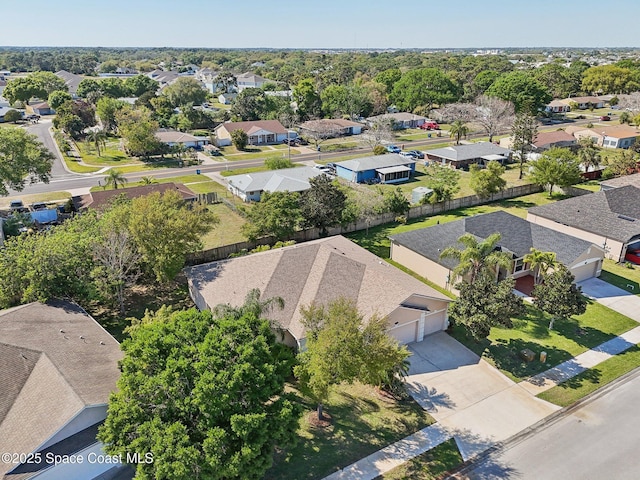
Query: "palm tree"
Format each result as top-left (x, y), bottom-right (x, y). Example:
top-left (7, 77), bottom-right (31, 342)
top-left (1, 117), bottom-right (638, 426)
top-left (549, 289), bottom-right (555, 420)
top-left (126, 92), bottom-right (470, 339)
top-left (440, 232), bottom-right (513, 285)
top-left (449, 120), bottom-right (469, 145)
top-left (104, 169), bottom-right (128, 190)
top-left (523, 248), bottom-right (557, 284)
top-left (140, 176), bottom-right (157, 185)
top-left (577, 137), bottom-right (601, 173)
top-left (213, 288), bottom-right (286, 338)
top-left (86, 129), bottom-right (108, 157)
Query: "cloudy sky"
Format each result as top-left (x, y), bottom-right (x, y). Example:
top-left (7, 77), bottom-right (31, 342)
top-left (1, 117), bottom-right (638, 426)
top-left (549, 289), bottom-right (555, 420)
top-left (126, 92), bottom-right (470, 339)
top-left (2, 0), bottom-right (638, 48)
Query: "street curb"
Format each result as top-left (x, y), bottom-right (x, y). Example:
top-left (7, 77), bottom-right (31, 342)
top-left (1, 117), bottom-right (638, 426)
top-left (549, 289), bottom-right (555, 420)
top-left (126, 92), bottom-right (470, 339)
top-left (444, 365), bottom-right (640, 478)
top-left (47, 126), bottom-right (96, 177)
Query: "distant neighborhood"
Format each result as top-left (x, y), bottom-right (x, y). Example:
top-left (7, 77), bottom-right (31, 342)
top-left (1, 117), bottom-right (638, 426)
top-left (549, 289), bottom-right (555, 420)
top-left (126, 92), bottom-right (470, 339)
top-left (2, 45), bottom-right (640, 480)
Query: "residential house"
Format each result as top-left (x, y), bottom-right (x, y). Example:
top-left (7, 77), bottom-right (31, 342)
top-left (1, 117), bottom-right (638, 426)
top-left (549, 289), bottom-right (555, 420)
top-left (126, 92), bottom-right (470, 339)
top-left (527, 185), bottom-right (640, 262)
top-left (55, 70), bottom-right (84, 97)
top-left (214, 120), bottom-right (289, 146)
top-left (226, 166), bottom-right (322, 202)
top-left (499, 130), bottom-right (576, 151)
top-left (600, 173), bottom-right (640, 191)
top-left (28, 102), bottom-right (53, 116)
top-left (598, 125), bottom-right (640, 149)
top-left (425, 142), bottom-right (512, 169)
top-left (0, 301), bottom-right (125, 480)
top-left (195, 68), bottom-right (224, 93)
top-left (545, 99), bottom-right (571, 113)
top-left (335, 154), bottom-right (416, 184)
top-left (147, 69), bottom-right (181, 89)
top-left (185, 235), bottom-right (451, 349)
top-left (155, 129), bottom-right (210, 149)
top-left (0, 106), bottom-right (17, 123)
top-left (560, 96), bottom-right (605, 109)
top-left (390, 211), bottom-right (604, 294)
top-left (76, 182), bottom-right (197, 210)
top-left (218, 93), bottom-right (238, 105)
top-left (299, 118), bottom-right (364, 138)
top-left (366, 112), bottom-right (427, 129)
top-left (235, 72), bottom-right (268, 92)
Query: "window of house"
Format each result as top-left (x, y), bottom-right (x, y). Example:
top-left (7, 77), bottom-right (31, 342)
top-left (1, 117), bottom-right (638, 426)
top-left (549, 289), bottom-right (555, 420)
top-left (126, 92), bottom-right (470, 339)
top-left (513, 258), bottom-right (526, 273)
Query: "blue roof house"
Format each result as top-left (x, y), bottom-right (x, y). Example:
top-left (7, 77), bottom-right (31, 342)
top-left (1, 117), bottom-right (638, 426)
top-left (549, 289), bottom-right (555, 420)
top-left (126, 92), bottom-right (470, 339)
top-left (335, 154), bottom-right (416, 184)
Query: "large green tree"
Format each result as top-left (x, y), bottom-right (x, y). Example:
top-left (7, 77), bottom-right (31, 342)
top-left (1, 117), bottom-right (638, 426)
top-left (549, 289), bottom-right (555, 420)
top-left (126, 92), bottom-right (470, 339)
top-left (511, 112), bottom-right (538, 180)
top-left (448, 120), bottom-right (469, 145)
top-left (48, 90), bottom-right (72, 110)
top-left (391, 68), bottom-right (460, 111)
top-left (423, 164), bottom-right (460, 204)
top-left (124, 190), bottom-right (218, 282)
top-left (299, 175), bottom-right (347, 236)
top-left (0, 127), bottom-right (54, 195)
top-left (162, 77), bottom-right (207, 107)
top-left (529, 147), bottom-right (583, 196)
top-left (450, 275), bottom-right (525, 339)
top-left (486, 71), bottom-right (552, 114)
top-left (469, 160), bottom-right (507, 198)
top-left (320, 84), bottom-right (373, 119)
top-left (582, 65), bottom-right (639, 94)
top-left (532, 264), bottom-right (587, 329)
top-left (98, 306), bottom-right (301, 480)
top-left (124, 74), bottom-right (159, 97)
top-left (96, 97), bottom-right (127, 132)
top-left (3, 72), bottom-right (68, 105)
top-left (295, 298), bottom-right (409, 419)
top-left (242, 191), bottom-right (301, 242)
top-left (293, 78), bottom-right (322, 120)
top-left (116, 107), bottom-right (163, 157)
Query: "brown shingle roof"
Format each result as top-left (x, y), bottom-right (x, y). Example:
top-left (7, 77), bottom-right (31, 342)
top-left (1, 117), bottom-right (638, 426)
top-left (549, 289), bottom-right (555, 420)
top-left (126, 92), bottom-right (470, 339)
top-left (0, 301), bottom-right (122, 476)
top-left (78, 182), bottom-right (196, 210)
top-left (185, 236), bottom-right (450, 342)
top-left (597, 125), bottom-right (640, 139)
top-left (216, 120), bottom-right (287, 136)
top-left (533, 130), bottom-right (576, 148)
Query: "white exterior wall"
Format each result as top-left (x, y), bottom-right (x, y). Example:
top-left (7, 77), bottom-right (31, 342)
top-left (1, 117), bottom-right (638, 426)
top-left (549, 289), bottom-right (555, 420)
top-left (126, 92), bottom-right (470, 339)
top-left (215, 126), bottom-right (233, 146)
top-left (527, 213), bottom-right (625, 261)
top-left (40, 406), bottom-right (107, 450)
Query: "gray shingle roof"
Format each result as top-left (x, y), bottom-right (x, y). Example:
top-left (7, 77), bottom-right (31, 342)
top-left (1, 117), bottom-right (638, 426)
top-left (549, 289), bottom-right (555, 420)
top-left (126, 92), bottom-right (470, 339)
top-left (529, 186), bottom-right (640, 243)
top-left (390, 211), bottom-right (596, 267)
top-left (425, 143), bottom-right (511, 162)
top-left (226, 167), bottom-right (322, 194)
top-left (0, 301), bottom-right (122, 477)
top-left (336, 153), bottom-right (416, 172)
top-left (600, 173), bottom-right (640, 190)
top-left (185, 236), bottom-right (450, 341)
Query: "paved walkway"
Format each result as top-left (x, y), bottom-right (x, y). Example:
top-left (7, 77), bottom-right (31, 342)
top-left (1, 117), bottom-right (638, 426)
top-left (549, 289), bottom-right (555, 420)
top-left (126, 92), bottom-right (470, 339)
top-left (322, 325), bottom-right (640, 480)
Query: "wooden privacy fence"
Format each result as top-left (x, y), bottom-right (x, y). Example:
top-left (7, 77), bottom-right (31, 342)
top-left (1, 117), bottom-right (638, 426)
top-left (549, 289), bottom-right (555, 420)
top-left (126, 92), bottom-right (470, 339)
top-left (186, 184), bottom-right (543, 266)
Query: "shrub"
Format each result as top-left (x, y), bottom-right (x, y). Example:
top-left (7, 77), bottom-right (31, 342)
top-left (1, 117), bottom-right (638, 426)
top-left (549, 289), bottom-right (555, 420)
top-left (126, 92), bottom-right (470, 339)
top-left (373, 145), bottom-right (387, 155)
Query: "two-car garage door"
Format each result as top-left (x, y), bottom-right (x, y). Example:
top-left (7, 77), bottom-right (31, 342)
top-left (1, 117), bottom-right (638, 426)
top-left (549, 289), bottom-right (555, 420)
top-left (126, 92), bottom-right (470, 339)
top-left (572, 259), bottom-right (602, 283)
top-left (389, 315), bottom-right (447, 345)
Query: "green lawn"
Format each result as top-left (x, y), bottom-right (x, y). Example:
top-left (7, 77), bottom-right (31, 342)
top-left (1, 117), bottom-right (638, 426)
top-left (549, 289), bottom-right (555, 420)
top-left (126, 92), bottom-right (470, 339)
top-left (450, 301), bottom-right (637, 382)
top-left (61, 153), bottom-right (102, 173)
top-left (77, 139), bottom-right (141, 166)
top-left (264, 382), bottom-right (434, 480)
top-left (379, 438), bottom-right (463, 480)
top-left (600, 259), bottom-right (640, 295)
top-left (201, 203), bottom-right (247, 249)
top-left (218, 144), bottom-right (300, 160)
top-left (538, 344), bottom-right (640, 407)
top-left (89, 174), bottom-right (215, 192)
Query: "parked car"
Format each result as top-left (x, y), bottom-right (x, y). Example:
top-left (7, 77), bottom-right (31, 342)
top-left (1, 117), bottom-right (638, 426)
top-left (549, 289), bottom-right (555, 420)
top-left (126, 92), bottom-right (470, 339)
top-left (600, 115), bottom-right (611, 121)
top-left (625, 247), bottom-right (640, 265)
top-left (407, 150), bottom-right (424, 159)
top-left (31, 202), bottom-right (47, 211)
top-left (386, 145), bottom-right (401, 153)
top-left (326, 162), bottom-right (337, 173)
top-left (282, 138), bottom-right (299, 146)
top-left (419, 121), bottom-right (440, 130)
top-left (313, 164), bottom-right (332, 174)
top-left (9, 200), bottom-right (23, 210)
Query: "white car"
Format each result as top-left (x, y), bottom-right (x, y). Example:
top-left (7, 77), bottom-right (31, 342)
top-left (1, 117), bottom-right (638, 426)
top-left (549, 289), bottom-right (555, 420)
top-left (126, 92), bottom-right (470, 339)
top-left (313, 164), bottom-right (332, 173)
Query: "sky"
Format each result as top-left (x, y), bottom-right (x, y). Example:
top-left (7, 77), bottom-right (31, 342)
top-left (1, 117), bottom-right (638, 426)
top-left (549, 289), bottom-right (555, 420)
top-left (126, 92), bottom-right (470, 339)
top-left (2, 0), bottom-right (639, 49)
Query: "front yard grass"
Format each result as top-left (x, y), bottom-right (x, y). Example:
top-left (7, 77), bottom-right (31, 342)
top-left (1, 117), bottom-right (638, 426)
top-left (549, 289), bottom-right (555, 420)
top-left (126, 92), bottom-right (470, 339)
top-left (0, 191), bottom-right (72, 208)
top-left (379, 438), bottom-right (463, 480)
top-left (600, 259), bottom-right (640, 295)
top-left (89, 174), bottom-right (215, 192)
top-left (537, 344), bottom-right (640, 407)
top-left (264, 382), bottom-right (434, 480)
top-left (450, 301), bottom-right (637, 382)
top-left (77, 139), bottom-right (141, 166)
top-left (218, 144), bottom-right (300, 160)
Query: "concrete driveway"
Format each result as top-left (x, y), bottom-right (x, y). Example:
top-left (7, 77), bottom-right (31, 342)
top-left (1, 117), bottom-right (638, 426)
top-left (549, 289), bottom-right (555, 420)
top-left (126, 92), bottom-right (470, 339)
top-left (579, 277), bottom-right (640, 322)
top-left (406, 333), bottom-right (560, 460)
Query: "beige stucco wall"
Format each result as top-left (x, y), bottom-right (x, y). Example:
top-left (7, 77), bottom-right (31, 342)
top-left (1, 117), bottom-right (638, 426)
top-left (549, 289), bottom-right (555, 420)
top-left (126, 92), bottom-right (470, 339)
top-left (527, 213), bottom-right (624, 261)
top-left (391, 242), bottom-right (453, 290)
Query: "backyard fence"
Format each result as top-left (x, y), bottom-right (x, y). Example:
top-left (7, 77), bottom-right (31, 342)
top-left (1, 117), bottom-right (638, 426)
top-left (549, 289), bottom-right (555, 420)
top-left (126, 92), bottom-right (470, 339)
top-left (185, 183), bottom-right (543, 266)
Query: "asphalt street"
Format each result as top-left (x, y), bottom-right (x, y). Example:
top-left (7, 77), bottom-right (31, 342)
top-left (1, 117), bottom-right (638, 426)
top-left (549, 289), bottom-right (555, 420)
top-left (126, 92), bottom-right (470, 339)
top-left (9, 117), bottom-right (596, 198)
top-left (451, 369), bottom-right (640, 480)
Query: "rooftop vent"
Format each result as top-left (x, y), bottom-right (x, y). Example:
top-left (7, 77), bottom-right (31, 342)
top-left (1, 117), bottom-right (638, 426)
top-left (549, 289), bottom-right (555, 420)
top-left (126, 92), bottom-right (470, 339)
top-left (618, 215), bottom-right (636, 222)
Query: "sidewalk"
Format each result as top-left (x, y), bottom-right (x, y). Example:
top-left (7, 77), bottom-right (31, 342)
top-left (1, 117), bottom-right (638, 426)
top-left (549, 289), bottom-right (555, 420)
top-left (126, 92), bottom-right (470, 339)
top-left (322, 326), bottom-right (640, 480)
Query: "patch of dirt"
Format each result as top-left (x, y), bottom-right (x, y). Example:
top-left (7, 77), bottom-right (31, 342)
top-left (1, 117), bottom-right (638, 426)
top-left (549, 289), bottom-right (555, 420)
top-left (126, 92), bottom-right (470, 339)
top-left (307, 411), bottom-right (333, 428)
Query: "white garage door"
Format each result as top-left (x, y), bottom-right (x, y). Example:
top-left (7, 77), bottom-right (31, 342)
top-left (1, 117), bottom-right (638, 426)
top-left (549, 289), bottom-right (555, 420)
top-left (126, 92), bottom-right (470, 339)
top-left (423, 316), bottom-right (445, 337)
top-left (390, 322), bottom-right (417, 345)
top-left (572, 261), bottom-right (599, 283)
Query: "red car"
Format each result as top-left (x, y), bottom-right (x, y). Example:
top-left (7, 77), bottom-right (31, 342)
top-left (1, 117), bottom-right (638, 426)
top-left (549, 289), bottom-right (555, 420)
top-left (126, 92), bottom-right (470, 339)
top-left (625, 248), bottom-right (640, 265)
top-left (419, 121), bottom-right (440, 130)
top-left (600, 115), bottom-right (611, 121)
